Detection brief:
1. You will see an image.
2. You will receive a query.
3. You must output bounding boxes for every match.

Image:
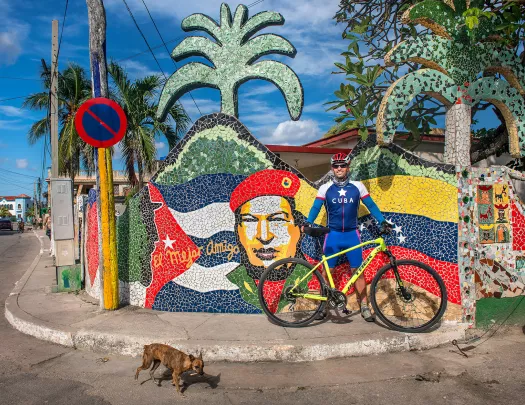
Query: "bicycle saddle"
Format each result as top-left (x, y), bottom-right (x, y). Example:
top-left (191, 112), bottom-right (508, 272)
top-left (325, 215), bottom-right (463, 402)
top-left (303, 226), bottom-right (330, 237)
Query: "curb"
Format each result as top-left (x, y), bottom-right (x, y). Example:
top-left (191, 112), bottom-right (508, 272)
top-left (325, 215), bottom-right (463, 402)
top-left (4, 231), bottom-right (76, 348)
top-left (4, 232), bottom-right (468, 362)
top-left (70, 324), bottom-right (466, 362)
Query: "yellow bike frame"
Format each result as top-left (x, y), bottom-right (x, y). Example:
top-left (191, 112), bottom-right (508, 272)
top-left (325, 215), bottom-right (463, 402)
top-left (292, 237), bottom-right (388, 301)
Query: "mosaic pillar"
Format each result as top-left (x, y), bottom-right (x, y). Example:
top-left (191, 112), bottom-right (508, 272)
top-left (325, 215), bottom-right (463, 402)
top-left (457, 167), bottom-right (476, 325)
top-left (445, 104), bottom-right (472, 167)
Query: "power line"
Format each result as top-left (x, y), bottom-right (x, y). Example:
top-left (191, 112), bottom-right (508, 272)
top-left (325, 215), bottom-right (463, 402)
top-left (115, 36), bottom-right (184, 63)
top-left (0, 175), bottom-right (35, 192)
top-left (0, 168), bottom-right (40, 179)
top-left (0, 95), bottom-right (28, 103)
top-left (121, 0), bottom-right (195, 124)
top-left (140, 0), bottom-right (202, 116)
top-left (0, 76), bottom-right (40, 81)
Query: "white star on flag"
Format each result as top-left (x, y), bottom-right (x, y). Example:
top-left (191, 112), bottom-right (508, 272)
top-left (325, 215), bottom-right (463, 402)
top-left (397, 234), bottom-right (407, 244)
top-left (359, 223), bottom-right (366, 231)
top-left (163, 235), bottom-right (176, 250)
top-left (338, 189), bottom-right (347, 196)
top-left (393, 225), bottom-right (402, 234)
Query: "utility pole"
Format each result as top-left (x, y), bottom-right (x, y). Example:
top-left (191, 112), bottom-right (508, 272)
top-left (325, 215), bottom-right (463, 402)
top-left (86, 0), bottom-right (119, 310)
top-left (50, 20), bottom-right (59, 179)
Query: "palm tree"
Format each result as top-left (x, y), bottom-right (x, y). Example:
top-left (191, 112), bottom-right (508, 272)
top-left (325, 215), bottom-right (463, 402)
top-left (376, 0), bottom-right (525, 165)
top-left (157, 3), bottom-right (304, 121)
top-left (0, 206), bottom-right (10, 218)
top-left (23, 63), bottom-right (95, 181)
top-left (108, 62), bottom-right (190, 190)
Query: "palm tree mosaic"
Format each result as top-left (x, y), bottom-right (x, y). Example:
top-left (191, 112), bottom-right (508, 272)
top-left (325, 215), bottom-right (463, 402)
top-left (376, 0), bottom-right (525, 165)
top-left (157, 3), bottom-right (304, 121)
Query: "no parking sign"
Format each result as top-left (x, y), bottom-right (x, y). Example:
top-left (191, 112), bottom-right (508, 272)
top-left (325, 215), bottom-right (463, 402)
top-left (75, 98), bottom-right (127, 148)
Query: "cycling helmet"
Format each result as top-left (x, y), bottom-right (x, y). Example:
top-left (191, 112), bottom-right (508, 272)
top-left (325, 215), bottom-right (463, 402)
top-left (331, 152), bottom-right (350, 166)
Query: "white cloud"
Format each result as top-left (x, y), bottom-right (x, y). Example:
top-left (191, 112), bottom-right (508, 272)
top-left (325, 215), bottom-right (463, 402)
top-left (0, 0), bottom-right (30, 66)
top-left (15, 159), bottom-right (28, 169)
top-left (155, 141), bottom-right (166, 150)
top-left (261, 119), bottom-right (320, 145)
top-left (0, 105), bottom-right (25, 117)
top-left (120, 60), bottom-right (161, 78)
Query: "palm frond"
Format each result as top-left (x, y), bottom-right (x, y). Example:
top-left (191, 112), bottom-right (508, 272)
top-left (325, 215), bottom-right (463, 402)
top-left (182, 13), bottom-right (222, 44)
top-left (22, 92), bottom-right (50, 111)
top-left (171, 36), bottom-right (221, 66)
top-left (27, 118), bottom-right (50, 145)
top-left (240, 10), bottom-right (284, 44)
top-left (376, 69), bottom-right (457, 145)
top-left (243, 34), bottom-right (296, 64)
top-left (157, 63), bottom-right (216, 121)
top-left (245, 60), bottom-right (304, 120)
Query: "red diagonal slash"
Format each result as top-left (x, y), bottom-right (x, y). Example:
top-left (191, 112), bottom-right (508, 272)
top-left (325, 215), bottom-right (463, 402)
top-left (85, 108), bottom-right (119, 137)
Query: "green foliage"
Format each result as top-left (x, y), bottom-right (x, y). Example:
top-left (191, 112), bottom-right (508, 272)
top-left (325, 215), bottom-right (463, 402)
top-left (157, 3), bottom-right (303, 121)
top-left (0, 206), bottom-right (10, 217)
top-left (331, 0), bottom-right (525, 162)
top-left (108, 62), bottom-right (190, 190)
top-left (23, 63), bottom-right (94, 180)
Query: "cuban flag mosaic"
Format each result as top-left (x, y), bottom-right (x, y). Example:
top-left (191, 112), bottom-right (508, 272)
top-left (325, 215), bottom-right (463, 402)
top-left (116, 113), bottom-right (461, 318)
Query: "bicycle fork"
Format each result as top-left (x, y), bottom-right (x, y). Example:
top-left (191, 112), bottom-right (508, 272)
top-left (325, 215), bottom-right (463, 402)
top-left (383, 250), bottom-right (412, 301)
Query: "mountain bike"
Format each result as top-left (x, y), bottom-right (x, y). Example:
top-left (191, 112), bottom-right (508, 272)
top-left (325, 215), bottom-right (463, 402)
top-left (257, 226), bottom-right (447, 332)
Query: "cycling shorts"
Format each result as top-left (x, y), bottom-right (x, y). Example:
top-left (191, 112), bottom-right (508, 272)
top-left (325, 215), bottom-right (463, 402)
top-left (323, 229), bottom-right (363, 269)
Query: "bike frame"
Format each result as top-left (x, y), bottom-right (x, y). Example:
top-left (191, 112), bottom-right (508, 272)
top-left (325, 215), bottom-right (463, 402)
top-left (291, 237), bottom-right (390, 301)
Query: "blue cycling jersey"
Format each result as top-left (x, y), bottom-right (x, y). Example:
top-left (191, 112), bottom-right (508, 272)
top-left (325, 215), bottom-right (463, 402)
top-left (313, 180), bottom-right (369, 232)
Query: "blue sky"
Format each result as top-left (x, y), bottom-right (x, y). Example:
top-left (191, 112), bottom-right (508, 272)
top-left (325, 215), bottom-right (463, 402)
top-left (0, 0), bottom-right (500, 196)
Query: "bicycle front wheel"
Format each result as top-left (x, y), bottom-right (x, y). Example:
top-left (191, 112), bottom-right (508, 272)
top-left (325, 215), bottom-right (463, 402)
top-left (370, 260), bottom-right (447, 333)
top-left (258, 258), bottom-right (327, 327)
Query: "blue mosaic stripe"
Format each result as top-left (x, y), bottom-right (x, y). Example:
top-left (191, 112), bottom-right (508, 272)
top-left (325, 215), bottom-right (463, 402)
top-left (152, 281), bottom-right (261, 313)
top-left (189, 231), bottom-right (240, 267)
top-left (359, 212), bottom-right (458, 263)
top-left (153, 174), bottom-right (246, 213)
top-left (182, 211), bottom-right (457, 268)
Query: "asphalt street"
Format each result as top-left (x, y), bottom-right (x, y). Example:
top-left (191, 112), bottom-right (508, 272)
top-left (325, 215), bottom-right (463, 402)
top-left (1, 230), bottom-right (524, 405)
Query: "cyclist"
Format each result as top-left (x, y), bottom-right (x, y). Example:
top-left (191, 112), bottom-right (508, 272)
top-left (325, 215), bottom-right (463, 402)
top-left (305, 152), bottom-right (391, 321)
top-left (17, 218), bottom-right (24, 233)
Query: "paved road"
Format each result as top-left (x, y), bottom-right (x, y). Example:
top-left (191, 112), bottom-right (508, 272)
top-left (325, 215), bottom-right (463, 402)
top-left (1, 231), bottom-right (524, 404)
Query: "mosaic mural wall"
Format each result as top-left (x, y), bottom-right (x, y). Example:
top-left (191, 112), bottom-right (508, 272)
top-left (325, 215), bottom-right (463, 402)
top-left (472, 167), bottom-right (525, 300)
top-left (112, 113), bottom-right (461, 318)
top-left (84, 189), bottom-right (101, 299)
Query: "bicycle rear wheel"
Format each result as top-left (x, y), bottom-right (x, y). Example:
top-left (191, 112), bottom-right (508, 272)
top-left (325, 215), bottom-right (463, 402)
top-left (258, 258), bottom-right (327, 327)
top-left (370, 260), bottom-right (447, 332)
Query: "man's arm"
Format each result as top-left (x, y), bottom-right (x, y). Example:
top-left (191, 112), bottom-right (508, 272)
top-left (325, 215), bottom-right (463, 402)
top-left (307, 198), bottom-right (324, 224)
top-left (361, 195), bottom-right (385, 224)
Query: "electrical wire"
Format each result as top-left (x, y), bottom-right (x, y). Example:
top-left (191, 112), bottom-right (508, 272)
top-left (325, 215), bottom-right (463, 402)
top-left (0, 168), bottom-right (40, 179)
top-left (140, 0), bottom-right (202, 116)
top-left (0, 76), bottom-right (40, 81)
top-left (0, 95), bottom-right (28, 103)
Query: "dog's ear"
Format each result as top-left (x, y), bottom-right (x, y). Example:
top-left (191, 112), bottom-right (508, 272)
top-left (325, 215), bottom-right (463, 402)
top-left (199, 351), bottom-right (203, 360)
top-left (189, 354), bottom-right (195, 361)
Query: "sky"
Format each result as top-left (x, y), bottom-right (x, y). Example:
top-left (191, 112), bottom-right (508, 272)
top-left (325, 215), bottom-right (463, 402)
top-left (0, 0), bottom-right (500, 196)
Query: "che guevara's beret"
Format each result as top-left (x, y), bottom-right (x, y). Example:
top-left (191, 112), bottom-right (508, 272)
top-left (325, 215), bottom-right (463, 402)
top-left (229, 169), bottom-right (301, 212)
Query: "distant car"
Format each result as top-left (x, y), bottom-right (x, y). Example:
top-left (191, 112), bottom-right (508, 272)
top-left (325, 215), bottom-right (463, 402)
top-left (0, 218), bottom-right (13, 231)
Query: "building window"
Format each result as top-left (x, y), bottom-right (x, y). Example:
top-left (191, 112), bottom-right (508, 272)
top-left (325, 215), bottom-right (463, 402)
top-left (18, 204), bottom-right (21, 209)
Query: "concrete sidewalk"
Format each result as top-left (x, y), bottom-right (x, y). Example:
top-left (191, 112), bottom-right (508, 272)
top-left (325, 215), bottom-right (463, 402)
top-left (5, 230), bottom-right (468, 362)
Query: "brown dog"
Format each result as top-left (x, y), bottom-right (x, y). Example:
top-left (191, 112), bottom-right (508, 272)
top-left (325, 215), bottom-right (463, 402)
top-left (135, 343), bottom-right (204, 394)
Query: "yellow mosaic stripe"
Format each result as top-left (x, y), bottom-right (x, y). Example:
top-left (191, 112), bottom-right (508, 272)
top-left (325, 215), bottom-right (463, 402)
top-left (358, 176), bottom-right (458, 223)
top-left (296, 179), bottom-right (327, 226)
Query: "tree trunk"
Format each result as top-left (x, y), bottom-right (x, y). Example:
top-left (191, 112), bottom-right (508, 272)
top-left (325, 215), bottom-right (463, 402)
top-left (220, 85), bottom-right (237, 117)
top-left (137, 158), bottom-right (144, 191)
top-left (444, 103), bottom-right (472, 166)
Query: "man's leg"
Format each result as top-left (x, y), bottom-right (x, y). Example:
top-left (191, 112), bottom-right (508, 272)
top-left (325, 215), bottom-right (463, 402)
top-left (347, 231), bottom-right (374, 321)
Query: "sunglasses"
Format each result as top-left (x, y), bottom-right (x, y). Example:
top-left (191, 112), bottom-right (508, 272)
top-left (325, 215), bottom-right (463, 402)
top-left (332, 164), bottom-right (348, 169)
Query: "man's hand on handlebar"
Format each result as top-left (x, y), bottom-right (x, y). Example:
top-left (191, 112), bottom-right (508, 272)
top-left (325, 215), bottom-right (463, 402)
top-left (380, 221), bottom-right (393, 235)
